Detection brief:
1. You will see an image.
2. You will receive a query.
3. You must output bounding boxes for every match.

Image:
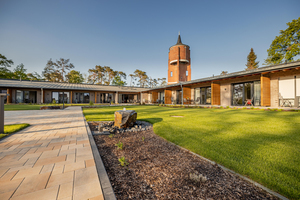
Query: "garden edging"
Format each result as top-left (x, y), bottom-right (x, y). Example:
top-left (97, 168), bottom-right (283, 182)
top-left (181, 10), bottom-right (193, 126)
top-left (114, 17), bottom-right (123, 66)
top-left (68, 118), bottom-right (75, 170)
top-left (167, 140), bottom-right (289, 200)
top-left (83, 111), bottom-right (117, 200)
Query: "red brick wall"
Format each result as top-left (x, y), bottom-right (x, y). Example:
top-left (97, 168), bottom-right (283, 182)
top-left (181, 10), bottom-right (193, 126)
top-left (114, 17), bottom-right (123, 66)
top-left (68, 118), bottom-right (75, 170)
top-left (168, 45), bottom-right (191, 84)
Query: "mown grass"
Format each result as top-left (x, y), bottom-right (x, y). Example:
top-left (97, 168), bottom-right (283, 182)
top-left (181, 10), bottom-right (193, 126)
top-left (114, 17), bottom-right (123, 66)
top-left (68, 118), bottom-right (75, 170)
top-left (0, 123), bottom-right (30, 139)
top-left (83, 105), bottom-right (300, 199)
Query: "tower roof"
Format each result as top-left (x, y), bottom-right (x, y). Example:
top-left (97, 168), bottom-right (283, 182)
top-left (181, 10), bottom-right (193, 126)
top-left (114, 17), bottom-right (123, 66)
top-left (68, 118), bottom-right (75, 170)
top-left (176, 33), bottom-right (182, 45)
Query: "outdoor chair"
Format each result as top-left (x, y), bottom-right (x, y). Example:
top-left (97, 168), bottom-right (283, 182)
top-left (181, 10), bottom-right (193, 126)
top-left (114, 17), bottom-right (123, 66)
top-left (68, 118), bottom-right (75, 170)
top-left (195, 97), bottom-right (200, 105)
top-left (279, 96), bottom-right (292, 107)
top-left (244, 98), bottom-right (253, 106)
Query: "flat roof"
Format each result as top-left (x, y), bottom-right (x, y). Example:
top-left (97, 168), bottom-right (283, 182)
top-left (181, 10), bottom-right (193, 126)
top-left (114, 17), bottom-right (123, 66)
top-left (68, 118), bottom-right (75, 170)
top-left (0, 79), bottom-right (146, 93)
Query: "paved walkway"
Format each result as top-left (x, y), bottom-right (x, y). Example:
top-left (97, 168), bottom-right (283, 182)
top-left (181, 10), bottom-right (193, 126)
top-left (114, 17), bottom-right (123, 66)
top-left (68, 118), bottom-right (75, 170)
top-left (0, 107), bottom-right (103, 200)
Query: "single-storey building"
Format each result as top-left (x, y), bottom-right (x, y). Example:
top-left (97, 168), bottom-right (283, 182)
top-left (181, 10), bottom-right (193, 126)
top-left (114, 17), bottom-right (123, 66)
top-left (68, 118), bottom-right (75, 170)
top-left (143, 60), bottom-right (300, 108)
top-left (0, 60), bottom-right (299, 107)
top-left (0, 80), bottom-right (145, 104)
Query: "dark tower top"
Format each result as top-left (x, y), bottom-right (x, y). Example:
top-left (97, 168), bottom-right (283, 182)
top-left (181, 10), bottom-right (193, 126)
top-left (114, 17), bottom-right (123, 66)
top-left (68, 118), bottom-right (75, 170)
top-left (177, 33), bottom-right (182, 45)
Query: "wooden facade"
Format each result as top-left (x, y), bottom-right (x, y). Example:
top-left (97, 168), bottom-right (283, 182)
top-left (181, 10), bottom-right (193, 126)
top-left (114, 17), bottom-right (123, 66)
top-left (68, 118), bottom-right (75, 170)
top-left (261, 76), bottom-right (271, 106)
top-left (164, 89), bottom-right (172, 104)
top-left (183, 87), bottom-right (191, 104)
top-left (211, 82), bottom-right (220, 105)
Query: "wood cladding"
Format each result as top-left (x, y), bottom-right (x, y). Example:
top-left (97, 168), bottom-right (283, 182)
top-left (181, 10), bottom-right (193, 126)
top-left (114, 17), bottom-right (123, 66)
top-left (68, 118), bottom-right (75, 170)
top-left (183, 87), bottom-right (191, 104)
top-left (7, 89), bottom-right (12, 104)
top-left (152, 92), bottom-right (158, 103)
top-left (164, 89), bottom-right (172, 104)
top-left (211, 82), bottom-right (220, 105)
top-left (261, 76), bottom-right (270, 106)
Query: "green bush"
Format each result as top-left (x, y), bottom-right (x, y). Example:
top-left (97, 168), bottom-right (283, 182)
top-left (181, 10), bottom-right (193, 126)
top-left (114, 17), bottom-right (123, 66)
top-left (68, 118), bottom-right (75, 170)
top-left (89, 101), bottom-right (94, 106)
top-left (118, 156), bottom-right (129, 167)
top-left (115, 141), bottom-right (123, 150)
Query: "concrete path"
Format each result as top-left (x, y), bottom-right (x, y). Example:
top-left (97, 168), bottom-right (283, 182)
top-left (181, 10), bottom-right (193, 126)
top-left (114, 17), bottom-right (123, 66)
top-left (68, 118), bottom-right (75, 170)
top-left (0, 107), bottom-right (103, 200)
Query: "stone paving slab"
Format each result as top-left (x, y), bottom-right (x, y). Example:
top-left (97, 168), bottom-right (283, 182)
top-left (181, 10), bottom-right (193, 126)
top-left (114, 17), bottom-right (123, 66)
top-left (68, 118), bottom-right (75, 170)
top-left (0, 107), bottom-right (104, 200)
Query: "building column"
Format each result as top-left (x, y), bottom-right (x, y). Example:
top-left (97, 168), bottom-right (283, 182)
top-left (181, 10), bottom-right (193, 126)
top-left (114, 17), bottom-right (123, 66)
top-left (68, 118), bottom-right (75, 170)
top-left (183, 87), bottom-right (191, 104)
top-left (70, 91), bottom-right (73, 104)
top-left (7, 89), bottom-right (12, 104)
top-left (261, 75), bottom-right (270, 106)
top-left (95, 92), bottom-right (97, 103)
top-left (211, 82), bottom-right (220, 105)
top-left (115, 92), bottom-right (118, 104)
top-left (164, 89), bottom-right (172, 104)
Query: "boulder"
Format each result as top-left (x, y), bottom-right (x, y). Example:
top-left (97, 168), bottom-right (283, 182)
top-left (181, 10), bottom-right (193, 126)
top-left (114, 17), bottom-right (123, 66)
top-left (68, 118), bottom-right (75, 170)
top-left (114, 110), bottom-right (137, 129)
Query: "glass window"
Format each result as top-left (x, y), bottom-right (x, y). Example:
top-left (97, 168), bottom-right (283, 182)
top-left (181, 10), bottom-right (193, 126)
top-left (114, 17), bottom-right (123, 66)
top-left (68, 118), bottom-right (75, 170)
top-left (232, 84), bottom-right (243, 106)
top-left (16, 90), bottom-right (23, 103)
top-left (52, 92), bottom-right (59, 103)
top-left (186, 70), bottom-right (188, 76)
top-left (206, 87), bottom-right (211, 104)
top-left (232, 82), bottom-right (259, 106)
top-left (254, 81), bottom-right (261, 106)
top-left (194, 88), bottom-right (200, 104)
top-left (84, 93), bottom-right (90, 103)
top-left (170, 71), bottom-right (173, 77)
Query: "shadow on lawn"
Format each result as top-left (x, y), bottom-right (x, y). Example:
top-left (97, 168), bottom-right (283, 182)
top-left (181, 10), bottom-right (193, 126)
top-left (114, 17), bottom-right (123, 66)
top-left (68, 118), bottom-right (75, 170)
top-left (139, 118), bottom-right (163, 124)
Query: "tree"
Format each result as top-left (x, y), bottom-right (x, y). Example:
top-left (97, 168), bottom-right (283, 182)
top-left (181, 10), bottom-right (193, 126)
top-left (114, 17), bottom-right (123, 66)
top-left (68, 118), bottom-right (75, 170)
top-left (13, 63), bottom-right (28, 80)
top-left (0, 54), bottom-right (14, 79)
top-left (66, 70), bottom-right (84, 83)
top-left (112, 76), bottom-right (126, 86)
top-left (220, 71), bottom-right (228, 75)
top-left (27, 72), bottom-right (43, 81)
top-left (42, 64), bottom-right (62, 82)
top-left (158, 78), bottom-right (167, 86)
top-left (131, 69), bottom-right (148, 87)
top-left (264, 17), bottom-right (300, 65)
top-left (44, 58), bottom-right (74, 82)
top-left (245, 48), bottom-right (259, 70)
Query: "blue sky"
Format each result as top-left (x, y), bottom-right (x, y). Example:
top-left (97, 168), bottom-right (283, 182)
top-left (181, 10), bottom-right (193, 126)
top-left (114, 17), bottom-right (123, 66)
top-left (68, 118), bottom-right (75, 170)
top-left (0, 0), bottom-right (299, 83)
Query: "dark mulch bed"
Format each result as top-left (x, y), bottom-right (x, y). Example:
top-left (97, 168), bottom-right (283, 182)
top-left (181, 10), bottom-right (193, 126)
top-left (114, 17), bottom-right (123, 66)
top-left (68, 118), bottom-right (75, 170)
top-left (89, 121), bottom-right (279, 200)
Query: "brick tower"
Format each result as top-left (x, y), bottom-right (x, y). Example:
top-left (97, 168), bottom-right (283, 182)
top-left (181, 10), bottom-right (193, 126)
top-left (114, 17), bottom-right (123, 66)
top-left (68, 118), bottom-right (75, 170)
top-left (168, 33), bottom-right (191, 85)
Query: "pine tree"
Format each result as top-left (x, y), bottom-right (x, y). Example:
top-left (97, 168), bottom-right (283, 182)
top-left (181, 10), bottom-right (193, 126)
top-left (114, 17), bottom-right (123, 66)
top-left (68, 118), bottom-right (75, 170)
top-left (245, 48), bottom-right (259, 70)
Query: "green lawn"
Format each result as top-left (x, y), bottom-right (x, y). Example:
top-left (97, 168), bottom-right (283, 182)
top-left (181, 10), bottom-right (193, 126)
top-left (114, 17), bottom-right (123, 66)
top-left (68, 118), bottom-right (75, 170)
top-left (83, 105), bottom-right (300, 199)
top-left (0, 123), bottom-right (30, 139)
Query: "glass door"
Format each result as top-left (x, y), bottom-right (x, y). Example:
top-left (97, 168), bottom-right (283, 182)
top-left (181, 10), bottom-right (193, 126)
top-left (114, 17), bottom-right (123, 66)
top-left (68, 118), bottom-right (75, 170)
top-left (232, 84), bottom-right (243, 106)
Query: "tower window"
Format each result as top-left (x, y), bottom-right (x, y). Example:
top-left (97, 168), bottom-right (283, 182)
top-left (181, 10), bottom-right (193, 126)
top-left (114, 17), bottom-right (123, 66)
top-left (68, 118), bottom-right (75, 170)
top-left (186, 71), bottom-right (188, 76)
top-left (170, 71), bottom-right (173, 77)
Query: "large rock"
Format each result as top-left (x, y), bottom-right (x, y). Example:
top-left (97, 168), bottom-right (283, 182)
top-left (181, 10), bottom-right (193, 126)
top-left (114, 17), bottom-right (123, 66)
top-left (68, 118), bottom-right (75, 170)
top-left (114, 110), bottom-right (137, 129)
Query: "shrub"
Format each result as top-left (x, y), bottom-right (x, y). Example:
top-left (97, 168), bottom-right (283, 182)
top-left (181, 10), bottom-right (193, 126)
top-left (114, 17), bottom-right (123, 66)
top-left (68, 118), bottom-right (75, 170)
top-left (89, 101), bottom-right (94, 106)
top-left (52, 99), bottom-right (56, 104)
top-left (226, 106), bottom-right (230, 109)
top-left (189, 172), bottom-right (207, 183)
top-left (118, 156), bottom-right (129, 167)
top-left (109, 134), bottom-right (115, 138)
top-left (115, 141), bottom-right (123, 150)
top-left (220, 106), bottom-right (223, 109)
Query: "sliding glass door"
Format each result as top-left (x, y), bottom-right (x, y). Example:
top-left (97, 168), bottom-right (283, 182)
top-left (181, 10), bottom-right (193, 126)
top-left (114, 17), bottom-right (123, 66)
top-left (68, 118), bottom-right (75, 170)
top-left (232, 81), bottom-right (260, 106)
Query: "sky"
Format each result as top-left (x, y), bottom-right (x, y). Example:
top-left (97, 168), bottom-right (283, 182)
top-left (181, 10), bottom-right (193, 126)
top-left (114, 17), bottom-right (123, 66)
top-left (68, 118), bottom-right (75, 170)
top-left (0, 0), bottom-right (299, 83)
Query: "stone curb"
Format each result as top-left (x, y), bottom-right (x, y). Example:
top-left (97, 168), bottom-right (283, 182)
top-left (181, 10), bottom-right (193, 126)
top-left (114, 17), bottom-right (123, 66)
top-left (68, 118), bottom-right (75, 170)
top-left (166, 139), bottom-right (289, 200)
top-left (82, 113), bottom-right (117, 200)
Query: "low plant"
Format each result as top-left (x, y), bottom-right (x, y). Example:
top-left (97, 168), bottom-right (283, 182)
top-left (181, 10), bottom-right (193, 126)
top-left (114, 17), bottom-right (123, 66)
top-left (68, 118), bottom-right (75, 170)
top-left (226, 106), bottom-right (230, 109)
top-left (220, 106), bottom-right (223, 109)
top-left (109, 134), bottom-right (115, 138)
top-left (141, 136), bottom-right (145, 142)
top-left (118, 156), bottom-right (129, 167)
top-left (52, 99), bottom-right (56, 104)
top-left (89, 101), bottom-right (94, 106)
top-left (189, 171), bottom-right (207, 183)
top-left (115, 141), bottom-right (123, 150)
